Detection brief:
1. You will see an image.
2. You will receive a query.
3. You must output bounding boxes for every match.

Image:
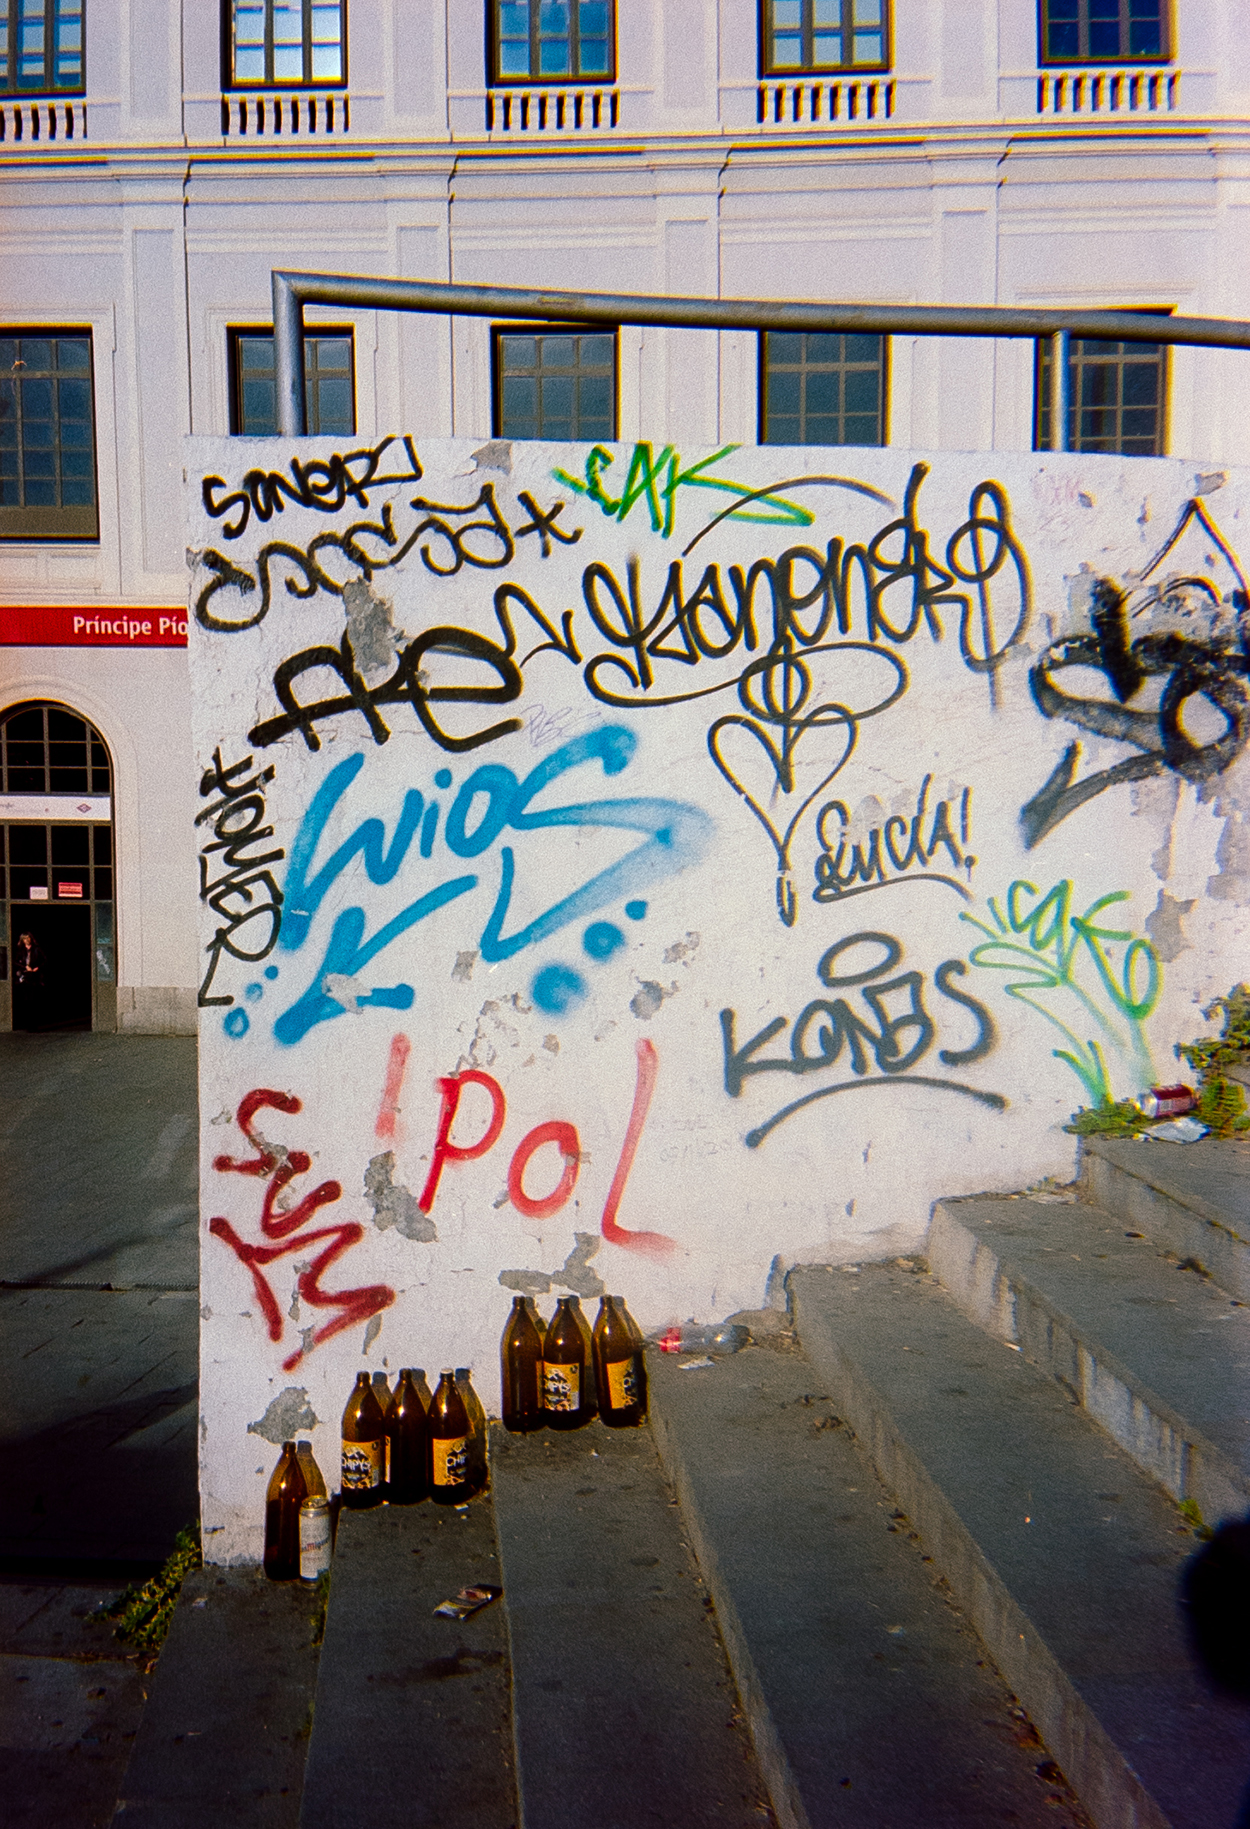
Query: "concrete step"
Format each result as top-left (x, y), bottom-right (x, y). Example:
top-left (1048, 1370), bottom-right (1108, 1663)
top-left (1080, 1135), bottom-right (1250, 1300)
top-left (111, 1565), bottom-right (322, 1828)
top-left (791, 1261), bottom-right (1250, 1829)
top-left (489, 1419), bottom-right (770, 1829)
top-left (298, 1499), bottom-right (515, 1829)
top-left (928, 1193), bottom-right (1250, 1527)
top-left (647, 1344), bottom-right (1090, 1829)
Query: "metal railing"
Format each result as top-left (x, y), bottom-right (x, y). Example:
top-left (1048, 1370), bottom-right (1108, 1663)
top-left (271, 270), bottom-right (1250, 451)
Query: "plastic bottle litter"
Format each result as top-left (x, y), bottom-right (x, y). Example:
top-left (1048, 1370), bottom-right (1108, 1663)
top-left (1145, 1115), bottom-right (1209, 1143)
top-left (654, 1321), bottom-right (750, 1356)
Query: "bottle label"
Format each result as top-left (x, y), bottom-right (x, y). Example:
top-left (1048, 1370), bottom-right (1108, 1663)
top-left (432, 1435), bottom-right (470, 1487)
top-left (384, 1434), bottom-right (392, 1484)
top-left (543, 1360), bottom-right (580, 1412)
top-left (341, 1438), bottom-right (383, 1491)
top-left (606, 1356), bottom-right (639, 1409)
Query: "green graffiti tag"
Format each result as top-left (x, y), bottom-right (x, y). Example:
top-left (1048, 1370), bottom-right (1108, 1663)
top-left (960, 879), bottom-right (1161, 1107)
top-left (552, 442), bottom-right (815, 540)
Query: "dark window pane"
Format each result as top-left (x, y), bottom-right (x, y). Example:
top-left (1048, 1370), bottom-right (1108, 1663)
top-left (93, 867), bottom-right (113, 901)
top-left (768, 372), bottom-right (802, 416)
top-left (10, 827), bottom-right (47, 864)
top-left (93, 826), bottom-right (112, 865)
top-left (497, 328), bottom-right (617, 440)
top-left (51, 825), bottom-right (89, 865)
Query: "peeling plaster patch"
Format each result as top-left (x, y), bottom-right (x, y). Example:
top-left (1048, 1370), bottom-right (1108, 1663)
top-left (323, 973), bottom-right (365, 1013)
top-left (471, 440), bottom-right (513, 475)
top-left (297, 1324), bottom-right (317, 1359)
top-left (457, 992), bottom-right (533, 1070)
top-left (662, 931), bottom-right (701, 966)
top-left (452, 950), bottom-right (479, 984)
top-left (553, 1232), bottom-right (605, 1297)
top-left (498, 1267), bottom-right (553, 1295)
top-left (1078, 492), bottom-right (1094, 508)
top-left (342, 577), bottom-right (406, 685)
top-left (492, 1187), bottom-right (511, 1210)
top-left (364, 1151), bottom-right (436, 1242)
top-left (200, 1304), bottom-right (212, 1321)
top-left (1195, 472), bottom-right (1227, 495)
top-left (631, 979), bottom-right (677, 1019)
top-left (542, 1033), bottom-right (560, 1054)
top-left (1145, 892), bottom-right (1197, 963)
top-left (593, 1018), bottom-right (618, 1042)
top-left (247, 1387), bottom-right (319, 1445)
top-left (1207, 804), bottom-right (1250, 902)
top-left (210, 1109), bottom-right (233, 1126)
top-left (362, 1315), bottom-right (383, 1355)
top-left (288, 1292), bottom-right (300, 1322)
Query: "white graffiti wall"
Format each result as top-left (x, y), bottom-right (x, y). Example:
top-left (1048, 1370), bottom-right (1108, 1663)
top-left (187, 435), bottom-right (1250, 1563)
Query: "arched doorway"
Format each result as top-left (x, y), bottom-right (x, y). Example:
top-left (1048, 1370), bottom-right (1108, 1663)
top-left (0, 701), bottom-right (114, 1033)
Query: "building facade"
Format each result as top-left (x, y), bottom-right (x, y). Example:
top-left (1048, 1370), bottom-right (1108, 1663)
top-left (1, 0), bottom-right (1246, 1033)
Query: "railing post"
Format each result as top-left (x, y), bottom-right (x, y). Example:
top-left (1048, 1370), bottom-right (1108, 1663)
top-left (1050, 328), bottom-right (1070, 453)
top-left (272, 271), bottom-right (306, 437)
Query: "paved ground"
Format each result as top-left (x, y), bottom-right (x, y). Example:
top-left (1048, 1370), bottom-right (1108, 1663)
top-left (1, 1032), bottom-right (200, 1827)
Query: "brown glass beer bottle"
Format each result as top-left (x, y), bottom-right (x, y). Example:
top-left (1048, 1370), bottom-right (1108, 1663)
top-left (455, 1369), bottom-right (490, 1494)
top-left (296, 1439), bottom-right (328, 1499)
top-left (428, 1369), bottom-right (473, 1504)
top-left (386, 1369), bottom-right (428, 1504)
top-left (341, 1370), bottom-right (386, 1509)
top-left (543, 1295), bottom-right (594, 1430)
top-left (501, 1295), bottom-right (546, 1433)
top-left (263, 1441), bottom-right (308, 1580)
top-left (594, 1295), bottom-right (648, 1427)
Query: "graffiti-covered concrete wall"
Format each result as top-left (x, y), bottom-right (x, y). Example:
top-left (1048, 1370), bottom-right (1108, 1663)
top-left (187, 434), bottom-right (1250, 1564)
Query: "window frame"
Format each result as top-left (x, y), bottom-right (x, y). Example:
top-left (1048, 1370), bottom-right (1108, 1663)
top-left (758, 330), bottom-right (889, 449)
top-left (227, 325), bottom-right (356, 438)
top-left (1037, 0), bottom-right (1171, 66)
top-left (759, 0), bottom-right (891, 77)
top-left (0, 0), bottom-right (85, 96)
top-left (222, 0), bottom-right (348, 92)
top-left (0, 327), bottom-right (99, 543)
top-left (1033, 315), bottom-right (1171, 457)
top-left (491, 324), bottom-right (618, 444)
top-left (488, 0), bottom-right (617, 87)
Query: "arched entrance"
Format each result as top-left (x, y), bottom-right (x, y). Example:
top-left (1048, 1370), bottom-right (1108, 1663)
top-left (0, 701), bottom-right (114, 1033)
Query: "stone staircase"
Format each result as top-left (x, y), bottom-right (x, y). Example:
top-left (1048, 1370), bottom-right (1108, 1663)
top-left (114, 1134), bottom-right (1250, 1829)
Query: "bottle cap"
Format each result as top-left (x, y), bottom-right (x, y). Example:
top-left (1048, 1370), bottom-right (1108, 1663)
top-left (440, 1366), bottom-right (455, 1376)
top-left (356, 1370), bottom-right (370, 1382)
top-left (455, 1367), bottom-right (470, 1379)
top-left (281, 1439), bottom-right (296, 1450)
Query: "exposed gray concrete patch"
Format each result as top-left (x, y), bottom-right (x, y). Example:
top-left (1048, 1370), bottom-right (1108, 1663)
top-left (364, 1150), bottom-right (436, 1242)
top-left (451, 949), bottom-right (478, 983)
top-left (470, 439), bottom-right (512, 475)
top-left (498, 1267), bottom-right (553, 1295)
top-left (1194, 471), bottom-right (1226, 494)
top-left (631, 979), bottom-right (677, 1019)
top-left (342, 577), bottom-right (405, 684)
top-left (662, 931), bottom-right (701, 965)
top-left (542, 1032), bottom-right (559, 1054)
top-left (247, 1386), bottom-right (318, 1444)
top-left (1207, 803), bottom-right (1250, 902)
top-left (362, 1315), bottom-right (383, 1355)
top-left (1144, 890), bottom-right (1196, 963)
top-left (552, 1231), bottom-right (604, 1297)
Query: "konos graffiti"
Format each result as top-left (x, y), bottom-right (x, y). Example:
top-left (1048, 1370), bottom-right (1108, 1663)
top-left (189, 437), bottom-right (1250, 1562)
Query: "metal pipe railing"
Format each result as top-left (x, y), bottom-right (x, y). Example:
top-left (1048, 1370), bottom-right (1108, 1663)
top-left (271, 269), bottom-right (1250, 447)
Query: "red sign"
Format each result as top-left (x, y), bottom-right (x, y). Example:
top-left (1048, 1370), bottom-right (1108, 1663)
top-left (57, 882), bottom-right (84, 899)
top-left (0, 606), bottom-right (188, 647)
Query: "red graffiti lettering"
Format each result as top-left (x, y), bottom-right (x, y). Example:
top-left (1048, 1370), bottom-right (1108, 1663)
top-left (417, 1069), bottom-right (506, 1213)
top-left (601, 1039), bottom-right (675, 1258)
top-left (375, 1032), bottom-right (412, 1140)
top-left (209, 1088), bottom-right (394, 1368)
top-left (507, 1120), bottom-right (581, 1220)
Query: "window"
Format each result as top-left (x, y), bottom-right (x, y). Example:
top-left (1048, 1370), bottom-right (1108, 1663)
top-left (0, 0), bottom-right (83, 93)
top-left (0, 701), bottom-right (110, 796)
top-left (760, 332), bottom-right (886, 446)
top-left (228, 329), bottom-right (355, 437)
top-left (1039, 0), bottom-right (1168, 63)
top-left (762, 0), bottom-right (888, 73)
top-left (493, 328), bottom-right (616, 441)
top-left (226, 0), bottom-right (345, 88)
top-left (0, 332), bottom-right (98, 540)
top-left (1035, 332), bottom-right (1167, 456)
top-left (491, 0), bottom-right (613, 83)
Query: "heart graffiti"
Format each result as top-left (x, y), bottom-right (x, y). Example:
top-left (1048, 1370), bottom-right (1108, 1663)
top-left (707, 643), bottom-right (907, 925)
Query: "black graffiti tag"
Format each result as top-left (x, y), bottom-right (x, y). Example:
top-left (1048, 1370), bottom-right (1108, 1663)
top-left (196, 749), bottom-right (285, 1007)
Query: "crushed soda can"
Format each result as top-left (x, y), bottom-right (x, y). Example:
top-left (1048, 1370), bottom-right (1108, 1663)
top-left (1138, 1084), bottom-right (1198, 1119)
top-left (433, 1583), bottom-right (502, 1620)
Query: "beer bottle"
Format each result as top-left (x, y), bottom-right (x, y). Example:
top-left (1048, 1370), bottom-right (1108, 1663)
top-left (341, 1371), bottom-right (386, 1509)
top-left (501, 1295), bottom-right (546, 1433)
top-left (456, 1368), bottom-right (490, 1494)
top-left (428, 1369), bottom-right (473, 1505)
top-left (594, 1295), bottom-right (648, 1427)
top-left (386, 1369), bottom-right (428, 1505)
top-left (295, 1439), bottom-right (327, 1499)
top-left (411, 1368), bottom-right (434, 1408)
top-left (263, 1441), bottom-right (308, 1580)
top-left (543, 1295), bottom-right (594, 1430)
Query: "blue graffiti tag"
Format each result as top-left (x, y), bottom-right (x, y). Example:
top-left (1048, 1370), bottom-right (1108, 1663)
top-left (273, 726), bottom-right (713, 1045)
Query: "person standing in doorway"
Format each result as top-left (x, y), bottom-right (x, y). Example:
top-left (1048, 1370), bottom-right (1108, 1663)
top-left (14, 931), bottom-right (47, 1024)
